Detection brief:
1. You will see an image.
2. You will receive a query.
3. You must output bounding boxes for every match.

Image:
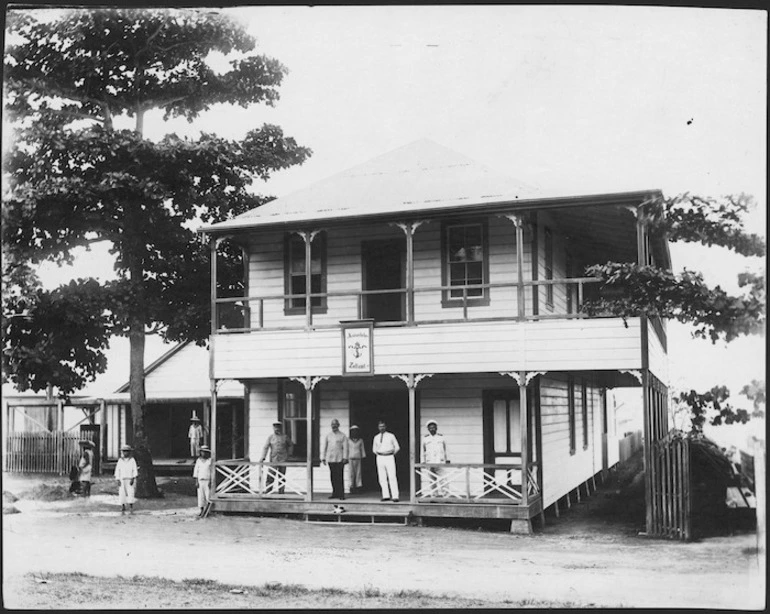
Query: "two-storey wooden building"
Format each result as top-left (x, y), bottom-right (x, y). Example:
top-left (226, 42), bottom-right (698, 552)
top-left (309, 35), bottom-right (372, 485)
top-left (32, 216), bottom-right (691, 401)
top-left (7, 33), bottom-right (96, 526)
top-left (199, 140), bottom-right (670, 532)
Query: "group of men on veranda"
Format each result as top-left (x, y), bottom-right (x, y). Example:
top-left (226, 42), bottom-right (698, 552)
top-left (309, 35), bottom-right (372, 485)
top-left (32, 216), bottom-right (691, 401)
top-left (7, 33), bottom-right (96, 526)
top-left (261, 418), bottom-right (450, 501)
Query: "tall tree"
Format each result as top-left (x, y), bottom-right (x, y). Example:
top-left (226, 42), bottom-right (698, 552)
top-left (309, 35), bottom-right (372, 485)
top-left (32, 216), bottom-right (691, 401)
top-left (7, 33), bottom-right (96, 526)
top-left (2, 8), bottom-right (311, 496)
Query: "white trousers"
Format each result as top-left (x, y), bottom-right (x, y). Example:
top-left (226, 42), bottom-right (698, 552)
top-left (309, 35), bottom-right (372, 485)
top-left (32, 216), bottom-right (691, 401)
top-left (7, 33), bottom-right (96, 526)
top-left (197, 480), bottom-right (210, 507)
top-left (118, 479), bottom-right (136, 504)
top-left (348, 459), bottom-right (363, 488)
top-left (376, 455), bottom-right (399, 500)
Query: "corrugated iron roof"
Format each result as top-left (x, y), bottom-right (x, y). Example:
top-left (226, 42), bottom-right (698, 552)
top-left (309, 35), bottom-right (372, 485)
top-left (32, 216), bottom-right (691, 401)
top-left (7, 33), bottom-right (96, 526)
top-left (201, 139), bottom-right (542, 232)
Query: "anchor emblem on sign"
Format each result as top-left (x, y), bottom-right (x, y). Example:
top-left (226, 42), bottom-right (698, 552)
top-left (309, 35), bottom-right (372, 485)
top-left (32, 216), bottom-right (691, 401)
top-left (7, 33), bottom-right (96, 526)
top-left (348, 341), bottom-right (367, 358)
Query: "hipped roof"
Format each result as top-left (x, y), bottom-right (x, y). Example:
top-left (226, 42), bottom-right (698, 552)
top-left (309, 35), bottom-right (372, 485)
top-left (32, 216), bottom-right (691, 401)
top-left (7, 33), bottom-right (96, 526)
top-left (201, 139), bottom-right (568, 234)
top-left (199, 138), bottom-right (667, 267)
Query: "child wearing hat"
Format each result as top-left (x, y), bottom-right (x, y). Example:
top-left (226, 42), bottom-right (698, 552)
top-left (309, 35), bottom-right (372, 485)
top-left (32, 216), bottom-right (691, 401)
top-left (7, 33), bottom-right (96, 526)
top-left (347, 426), bottom-right (366, 493)
top-left (193, 445), bottom-right (212, 517)
top-left (77, 440), bottom-right (95, 497)
top-left (114, 444), bottom-right (138, 514)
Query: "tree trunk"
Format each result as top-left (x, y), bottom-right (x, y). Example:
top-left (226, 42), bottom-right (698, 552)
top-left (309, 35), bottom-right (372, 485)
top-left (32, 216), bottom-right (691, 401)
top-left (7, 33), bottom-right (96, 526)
top-left (128, 250), bottom-right (160, 498)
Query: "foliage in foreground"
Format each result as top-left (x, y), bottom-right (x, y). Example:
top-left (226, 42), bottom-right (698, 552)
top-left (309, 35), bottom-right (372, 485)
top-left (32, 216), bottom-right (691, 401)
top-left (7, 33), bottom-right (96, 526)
top-left (582, 192), bottom-right (765, 344)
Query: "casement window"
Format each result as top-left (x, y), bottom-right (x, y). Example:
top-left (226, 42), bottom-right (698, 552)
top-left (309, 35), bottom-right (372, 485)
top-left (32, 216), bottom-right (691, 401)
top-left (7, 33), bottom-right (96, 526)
top-left (284, 232), bottom-right (327, 314)
top-left (279, 380), bottom-right (320, 461)
top-left (581, 379), bottom-right (589, 449)
top-left (441, 220), bottom-right (489, 306)
top-left (568, 376), bottom-right (576, 455)
top-left (544, 226), bottom-right (553, 309)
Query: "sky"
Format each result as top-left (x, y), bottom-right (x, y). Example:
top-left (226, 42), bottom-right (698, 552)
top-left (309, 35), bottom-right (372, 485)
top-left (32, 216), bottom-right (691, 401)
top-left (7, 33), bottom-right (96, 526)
top-left (14, 5), bottom-right (767, 443)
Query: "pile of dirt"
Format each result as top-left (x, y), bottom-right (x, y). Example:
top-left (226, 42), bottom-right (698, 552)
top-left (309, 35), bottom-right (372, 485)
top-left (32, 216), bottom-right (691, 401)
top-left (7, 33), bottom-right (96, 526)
top-left (3, 490), bottom-right (21, 515)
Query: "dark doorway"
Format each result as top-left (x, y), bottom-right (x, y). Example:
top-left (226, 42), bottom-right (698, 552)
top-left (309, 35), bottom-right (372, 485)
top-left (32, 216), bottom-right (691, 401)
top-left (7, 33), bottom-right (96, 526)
top-left (361, 239), bottom-right (405, 322)
top-left (349, 389), bottom-right (409, 494)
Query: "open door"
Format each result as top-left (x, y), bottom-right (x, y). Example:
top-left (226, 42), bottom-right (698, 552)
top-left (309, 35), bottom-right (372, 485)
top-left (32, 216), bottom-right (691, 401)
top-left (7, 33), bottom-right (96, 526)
top-left (349, 389), bottom-right (409, 493)
top-left (361, 239), bottom-right (405, 323)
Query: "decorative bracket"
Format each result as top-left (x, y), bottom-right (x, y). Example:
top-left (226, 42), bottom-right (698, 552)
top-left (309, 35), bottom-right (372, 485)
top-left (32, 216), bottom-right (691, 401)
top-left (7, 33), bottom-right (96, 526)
top-left (499, 371), bottom-right (523, 386)
top-left (288, 375), bottom-right (329, 391)
top-left (620, 369), bottom-right (643, 385)
top-left (292, 229), bottom-right (325, 243)
top-left (391, 373), bottom-right (434, 389)
top-left (498, 371), bottom-right (546, 386)
top-left (390, 220), bottom-right (428, 236)
top-left (525, 371), bottom-right (546, 385)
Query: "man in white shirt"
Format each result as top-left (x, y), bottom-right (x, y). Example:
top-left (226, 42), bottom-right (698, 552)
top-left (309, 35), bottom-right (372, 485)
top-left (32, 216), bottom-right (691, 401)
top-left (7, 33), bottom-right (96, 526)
top-left (372, 420), bottom-right (400, 502)
top-left (193, 444), bottom-right (212, 517)
top-left (422, 420), bottom-right (449, 496)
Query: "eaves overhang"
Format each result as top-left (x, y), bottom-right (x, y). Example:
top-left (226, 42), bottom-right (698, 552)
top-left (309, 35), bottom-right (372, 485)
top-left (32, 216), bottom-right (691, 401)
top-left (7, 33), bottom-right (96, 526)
top-left (197, 189), bottom-right (663, 238)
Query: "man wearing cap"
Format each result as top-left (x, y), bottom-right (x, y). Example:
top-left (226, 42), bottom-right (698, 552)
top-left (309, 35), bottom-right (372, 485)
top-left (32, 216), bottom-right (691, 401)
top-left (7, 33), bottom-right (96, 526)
top-left (260, 421), bottom-right (293, 494)
top-left (188, 416), bottom-right (204, 458)
top-left (372, 420), bottom-right (400, 502)
top-left (347, 426), bottom-right (366, 493)
top-left (422, 420), bottom-right (450, 497)
top-left (193, 445), bottom-right (212, 517)
top-left (114, 444), bottom-right (138, 514)
top-left (77, 440), bottom-right (95, 497)
top-left (321, 419), bottom-right (349, 499)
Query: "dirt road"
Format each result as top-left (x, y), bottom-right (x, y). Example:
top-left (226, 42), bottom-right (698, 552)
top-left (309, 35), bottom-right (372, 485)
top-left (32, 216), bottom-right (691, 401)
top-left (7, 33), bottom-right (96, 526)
top-left (2, 475), bottom-right (765, 609)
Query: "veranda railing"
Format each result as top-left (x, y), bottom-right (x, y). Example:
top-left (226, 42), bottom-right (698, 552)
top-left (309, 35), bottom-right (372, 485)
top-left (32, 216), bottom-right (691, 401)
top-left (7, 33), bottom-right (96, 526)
top-left (214, 277), bottom-right (601, 332)
top-left (415, 462), bottom-right (540, 504)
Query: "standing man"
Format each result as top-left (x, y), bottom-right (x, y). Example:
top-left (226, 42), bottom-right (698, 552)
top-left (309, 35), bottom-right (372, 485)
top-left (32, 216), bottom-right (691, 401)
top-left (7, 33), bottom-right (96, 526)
top-left (347, 425), bottom-right (366, 494)
top-left (114, 444), bottom-right (138, 515)
top-left (193, 444), bottom-right (212, 517)
top-left (260, 421), bottom-right (293, 494)
top-left (188, 415), bottom-right (203, 458)
top-left (322, 419), bottom-right (349, 500)
top-left (422, 419), bottom-right (450, 496)
top-left (372, 420), bottom-right (400, 502)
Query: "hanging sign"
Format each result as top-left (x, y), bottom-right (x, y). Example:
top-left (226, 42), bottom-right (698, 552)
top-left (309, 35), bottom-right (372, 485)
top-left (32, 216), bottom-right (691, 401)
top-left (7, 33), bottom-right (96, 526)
top-left (341, 320), bottom-right (374, 375)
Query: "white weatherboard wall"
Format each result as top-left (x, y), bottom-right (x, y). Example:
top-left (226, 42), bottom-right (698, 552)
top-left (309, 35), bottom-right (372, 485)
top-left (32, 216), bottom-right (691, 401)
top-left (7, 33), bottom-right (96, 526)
top-left (144, 343), bottom-right (243, 399)
top-left (539, 374), bottom-right (603, 509)
top-left (244, 215), bottom-right (539, 329)
top-left (214, 318), bottom-right (643, 380)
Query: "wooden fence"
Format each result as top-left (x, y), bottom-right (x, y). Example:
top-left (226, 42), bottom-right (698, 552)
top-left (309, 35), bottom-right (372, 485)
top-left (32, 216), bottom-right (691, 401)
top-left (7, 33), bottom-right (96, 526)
top-left (619, 430), bottom-right (643, 463)
top-left (4, 431), bottom-right (82, 474)
top-left (648, 431), bottom-right (691, 540)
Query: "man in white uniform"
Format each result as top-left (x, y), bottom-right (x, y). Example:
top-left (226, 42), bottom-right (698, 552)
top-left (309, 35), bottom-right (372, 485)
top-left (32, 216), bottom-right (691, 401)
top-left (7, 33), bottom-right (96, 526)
top-left (422, 419), bottom-right (449, 496)
top-left (193, 444), bottom-right (212, 517)
top-left (372, 420), bottom-right (400, 502)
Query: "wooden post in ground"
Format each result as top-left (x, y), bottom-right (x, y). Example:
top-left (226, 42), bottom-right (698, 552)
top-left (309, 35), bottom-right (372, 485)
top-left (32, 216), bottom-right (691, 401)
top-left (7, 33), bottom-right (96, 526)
top-left (575, 485), bottom-right (581, 503)
top-left (553, 500), bottom-right (560, 518)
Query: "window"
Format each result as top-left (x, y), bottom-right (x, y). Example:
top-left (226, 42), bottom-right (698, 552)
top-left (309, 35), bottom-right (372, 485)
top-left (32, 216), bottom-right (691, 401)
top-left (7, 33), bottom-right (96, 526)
top-left (544, 226), bottom-right (553, 309)
top-left (568, 377), bottom-right (576, 455)
top-left (284, 232), bottom-right (327, 314)
top-left (279, 380), bottom-right (320, 461)
top-left (492, 397), bottom-right (521, 455)
top-left (441, 220), bottom-right (489, 306)
top-left (581, 379), bottom-right (589, 449)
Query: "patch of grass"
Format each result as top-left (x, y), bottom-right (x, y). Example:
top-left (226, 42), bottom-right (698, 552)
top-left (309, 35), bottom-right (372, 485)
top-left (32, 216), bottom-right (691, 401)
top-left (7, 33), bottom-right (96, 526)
top-left (8, 572), bottom-right (604, 610)
top-left (181, 577), bottom-right (218, 587)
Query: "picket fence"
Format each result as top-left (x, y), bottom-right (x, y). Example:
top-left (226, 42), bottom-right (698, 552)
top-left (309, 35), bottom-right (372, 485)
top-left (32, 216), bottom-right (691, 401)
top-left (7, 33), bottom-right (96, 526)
top-left (4, 431), bottom-right (82, 474)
